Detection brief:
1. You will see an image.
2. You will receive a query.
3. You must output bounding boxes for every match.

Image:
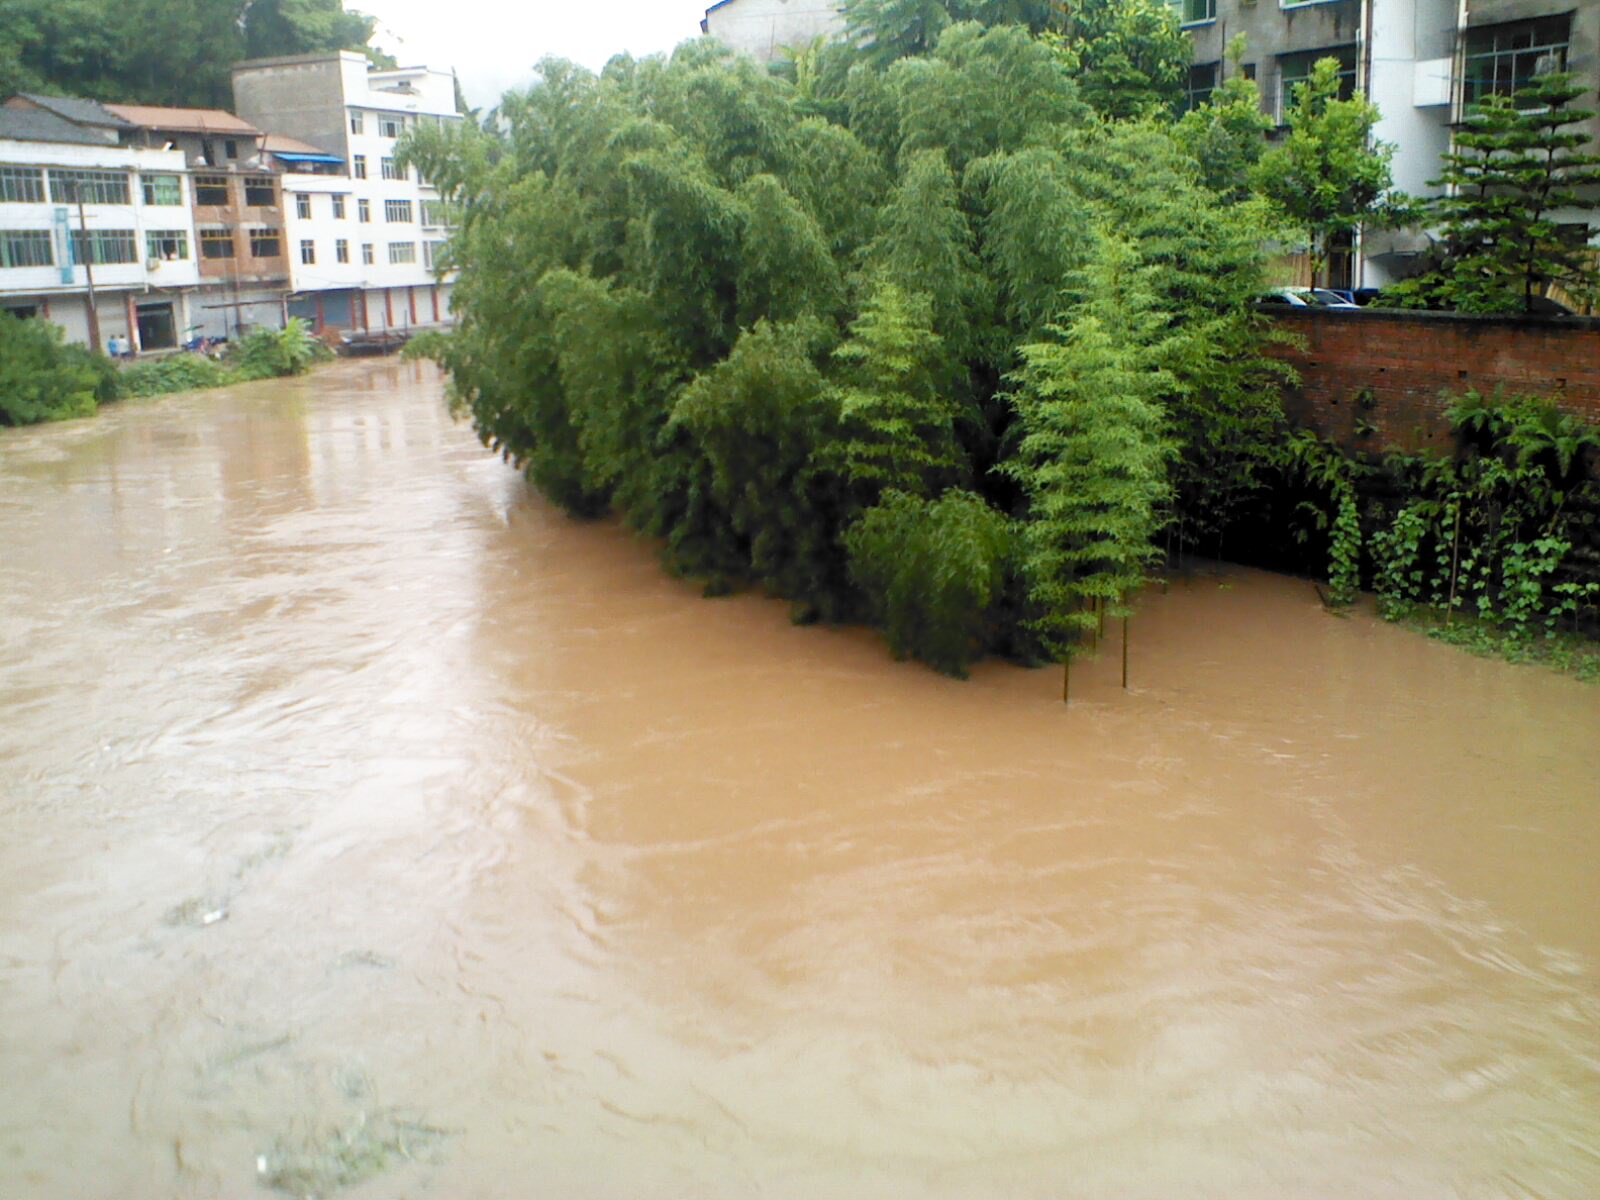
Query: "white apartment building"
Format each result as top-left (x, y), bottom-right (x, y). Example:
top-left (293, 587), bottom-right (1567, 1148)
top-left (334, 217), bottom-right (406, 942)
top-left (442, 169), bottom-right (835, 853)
top-left (701, 0), bottom-right (847, 63)
top-left (1175, 0), bottom-right (1599, 290)
top-left (1, 104), bottom-right (202, 350)
top-left (232, 53), bottom-right (459, 336)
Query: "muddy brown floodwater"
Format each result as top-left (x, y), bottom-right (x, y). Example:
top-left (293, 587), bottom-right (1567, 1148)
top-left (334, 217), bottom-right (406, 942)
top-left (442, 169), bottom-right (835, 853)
top-left (1, 360), bottom-right (1597, 1199)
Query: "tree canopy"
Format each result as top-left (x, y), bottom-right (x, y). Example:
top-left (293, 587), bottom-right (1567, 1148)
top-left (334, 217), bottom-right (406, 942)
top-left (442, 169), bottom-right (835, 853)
top-left (0, 0), bottom-right (386, 108)
top-left (402, 12), bottom-right (1290, 679)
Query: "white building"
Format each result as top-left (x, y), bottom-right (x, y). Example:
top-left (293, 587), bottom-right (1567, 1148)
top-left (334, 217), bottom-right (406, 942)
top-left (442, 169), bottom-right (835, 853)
top-left (232, 53), bottom-right (460, 336)
top-left (1, 102), bottom-right (202, 351)
top-left (701, 0), bottom-right (846, 64)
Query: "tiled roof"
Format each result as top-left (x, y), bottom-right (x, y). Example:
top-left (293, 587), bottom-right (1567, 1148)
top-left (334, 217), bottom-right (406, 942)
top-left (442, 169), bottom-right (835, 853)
top-left (261, 132), bottom-right (331, 155)
top-left (104, 103), bottom-right (260, 135)
top-left (16, 93), bottom-right (133, 128)
top-left (0, 107), bottom-right (111, 146)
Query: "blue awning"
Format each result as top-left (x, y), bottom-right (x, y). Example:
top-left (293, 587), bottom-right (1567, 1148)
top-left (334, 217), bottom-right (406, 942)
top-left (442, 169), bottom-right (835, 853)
top-left (273, 151), bottom-right (345, 165)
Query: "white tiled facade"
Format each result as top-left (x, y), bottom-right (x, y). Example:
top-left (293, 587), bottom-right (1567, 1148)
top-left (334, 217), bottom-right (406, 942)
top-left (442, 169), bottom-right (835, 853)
top-left (1, 138), bottom-right (201, 348)
top-left (234, 53), bottom-right (459, 334)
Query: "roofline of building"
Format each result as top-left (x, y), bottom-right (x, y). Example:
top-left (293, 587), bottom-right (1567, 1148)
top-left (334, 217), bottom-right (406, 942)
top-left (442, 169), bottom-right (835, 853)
top-left (231, 50), bottom-right (370, 73)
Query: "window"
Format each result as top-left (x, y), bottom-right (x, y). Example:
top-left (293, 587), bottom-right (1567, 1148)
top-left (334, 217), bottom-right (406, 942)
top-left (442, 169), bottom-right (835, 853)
top-left (1277, 46), bottom-right (1358, 118)
top-left (145, 230), bottom-right (189, 260)
top-left (244, 177), bottom-right (276, 207)
top-left (300, 239), bottom-right (316, 265)
top-left (358, 198), bottom-right (371, 223)
top-left (421, 200), bottom-right (445, 226)
top-left (423, 240), bottom-right (446, 269)
top-left (1242, 63), bottom-right (1257, 82)
top-left (49, 169), bottom-right (130, 205)
top-left (141, 174), bottom-right (183, 206)
top-left (194, 174), bottom-right (230, 206)
top-left (333, 193), bottom-right (347, 219)
top-left (384, 199), bottom-right (413, 223)
top-left (0, 229), bottom-right (53, 268)
top-left (201, 138), bottom-right (216, 166)
top-left (296, 193), bottom-right (312, 219)
top-left (68, 229), bottom-right (138, 265)
top-left (1186, 63), bottom-right (1219, 112)
top-left (200, 228), bottom-right (235, 259)
top-left (388, 241), bottom-right (416, 264)
top-left (336, 238), bottom-right (350, 263)
top-left (225, 139), bottom-right (238, 160)
top-left (379, 116), bottom-right (403, 138)
top-left (0, 166), bottom-right (45, 204)
top-left (1169, 0), bottom-right (1214, 24)
top-left (353, 155), bottom-right (368, 179)
top-left (381, 157), bottom-right (402, 181)
top-left (351, 111), bottom-right (365, 135)
top-left (1462, 16), bottom-right (1572, 107)
top-left (249, 228), bottom-right (282, 258)
top-left (361, 242), bottom-right (375, 265)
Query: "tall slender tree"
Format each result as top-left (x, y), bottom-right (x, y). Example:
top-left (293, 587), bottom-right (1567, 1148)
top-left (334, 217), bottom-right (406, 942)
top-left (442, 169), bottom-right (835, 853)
top-left (1251, 57), bottom-right (1400, 287)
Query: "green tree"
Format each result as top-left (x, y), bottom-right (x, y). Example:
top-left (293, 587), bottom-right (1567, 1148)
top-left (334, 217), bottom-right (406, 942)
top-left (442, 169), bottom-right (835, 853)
top-left (0, 0), bottom-right (383, 108)
top-left (1173, 38), bottom-right (1272, 202)
top-left (1251, 57), bottom-right (1400, 287)
top-left (1413, 73), bottom-right (1600, 313)
top-left (671, 318), bottom-right (848, 613)
top-left (845, 489), bottom-right (1012, 675)
top-left (0, 312), bottom-right (115, 426)
top-left (829, 281), bottom-right (963, 504)
top-left (1049, 0), bottom-right (1188, 121)
top-left (1003, 235), bottom-right (1173, 669)
top-left (841, 0), bottom-right (1061, 68)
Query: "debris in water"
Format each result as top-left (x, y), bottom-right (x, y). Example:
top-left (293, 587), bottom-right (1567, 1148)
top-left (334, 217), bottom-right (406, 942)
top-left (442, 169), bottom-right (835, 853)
top-left (259, 1110), bottom-right (452, 1197)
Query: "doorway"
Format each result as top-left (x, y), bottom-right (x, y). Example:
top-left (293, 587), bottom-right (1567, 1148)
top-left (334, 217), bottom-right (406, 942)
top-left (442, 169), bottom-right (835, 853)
top-left (136, 302), bottom-right (177, 350)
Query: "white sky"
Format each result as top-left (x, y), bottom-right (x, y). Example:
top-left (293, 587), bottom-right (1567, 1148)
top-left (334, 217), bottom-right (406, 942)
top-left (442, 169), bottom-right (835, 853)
top-left (358, 0), bottom-right (717, 108)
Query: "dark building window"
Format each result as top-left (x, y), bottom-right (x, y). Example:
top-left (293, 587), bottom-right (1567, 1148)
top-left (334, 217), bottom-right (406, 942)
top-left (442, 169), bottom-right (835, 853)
top-left (0, 229), bottom-right (54, 268)
top-left (1171, 0), bottom-right (1215, 24)
top-left (1462, 15), bottom-right (1572, 107)
top-left (194, 174), bottom-right (230, 206)
top-left (68, 229), bottom-right (138, 265)
top-left (48, 169), bottom-right (131, 205)
top-left (200, 228), bottom-right (235, 259)
top-left (244, 177), bottom-right (276, 207)
top-left (249, 228), bottom-right (282, 258)
top-left (1186, 63), bottom-right (1219, 112)
top-left (1277, 46), bottom-right (1359, 119)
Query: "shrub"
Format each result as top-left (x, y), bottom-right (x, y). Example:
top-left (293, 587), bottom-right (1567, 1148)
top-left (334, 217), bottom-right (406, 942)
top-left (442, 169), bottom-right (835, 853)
top-left (231, 318), bottom-right (329, 381)
top-left (0, 313), bottom-right (113, 426)
top-left (845, 489), bottom-right (1013, 677)
top-left (118, 354), bottom-right (235, 397)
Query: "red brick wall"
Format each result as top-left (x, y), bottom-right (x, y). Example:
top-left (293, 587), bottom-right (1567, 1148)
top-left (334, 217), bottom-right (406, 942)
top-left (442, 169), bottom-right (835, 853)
top-left (1267, 309), bottom-right (1600, 455)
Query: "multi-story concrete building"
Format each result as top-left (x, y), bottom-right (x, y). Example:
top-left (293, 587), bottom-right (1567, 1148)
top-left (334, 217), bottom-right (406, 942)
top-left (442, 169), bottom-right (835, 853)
top-left (1173, 0), bottom-right (1599, 288)
top-left (1, 99), bottom-right (201, 350)
top-left (231, 52), bottom-right (459, 336)
top-left (701, 0), bottom-right (847, 63)
top-left (104, 104), bottom-right (292, 339)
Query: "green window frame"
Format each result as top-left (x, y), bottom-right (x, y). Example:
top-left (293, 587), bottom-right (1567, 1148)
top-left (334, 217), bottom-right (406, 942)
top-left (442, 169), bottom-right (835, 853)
top-left (0, 229), bottom-right (54, 268)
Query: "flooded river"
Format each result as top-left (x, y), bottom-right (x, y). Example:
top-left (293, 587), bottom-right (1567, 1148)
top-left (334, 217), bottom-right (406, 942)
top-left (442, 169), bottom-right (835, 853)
top-left (1, 361), bottom-right (1597, 1199)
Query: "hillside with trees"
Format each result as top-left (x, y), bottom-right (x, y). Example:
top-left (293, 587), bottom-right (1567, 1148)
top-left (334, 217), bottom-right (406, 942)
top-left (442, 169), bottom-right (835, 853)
top-left (0, 0), bottom-right (387, 109)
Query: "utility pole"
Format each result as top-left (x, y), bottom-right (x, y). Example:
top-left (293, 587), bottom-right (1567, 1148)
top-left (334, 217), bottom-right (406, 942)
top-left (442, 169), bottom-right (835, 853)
top-left (73, 185), bottom-right (102, 353)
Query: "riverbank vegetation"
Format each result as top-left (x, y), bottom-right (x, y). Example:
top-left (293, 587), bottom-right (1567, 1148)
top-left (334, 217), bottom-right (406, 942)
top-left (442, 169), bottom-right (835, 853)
top-left (399, 1), bottom-right (1600, 681)
top-left (0, 315), bottom-right (333, 424)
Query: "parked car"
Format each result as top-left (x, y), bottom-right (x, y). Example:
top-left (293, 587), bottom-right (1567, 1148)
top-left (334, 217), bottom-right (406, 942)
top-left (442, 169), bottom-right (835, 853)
top-left (1257, 287), bottom-right (1360, 310)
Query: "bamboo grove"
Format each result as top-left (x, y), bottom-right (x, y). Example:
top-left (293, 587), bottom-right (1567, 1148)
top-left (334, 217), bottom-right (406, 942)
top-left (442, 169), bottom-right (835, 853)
top-left (400, 17), bottom-right (1292, 681)
top-left (397, 14), bottom-right (1598, 681)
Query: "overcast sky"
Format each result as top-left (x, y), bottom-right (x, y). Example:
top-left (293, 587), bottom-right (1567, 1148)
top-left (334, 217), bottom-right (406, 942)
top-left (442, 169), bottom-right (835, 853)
top-left (359, 0), bottom-right (716, 108)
